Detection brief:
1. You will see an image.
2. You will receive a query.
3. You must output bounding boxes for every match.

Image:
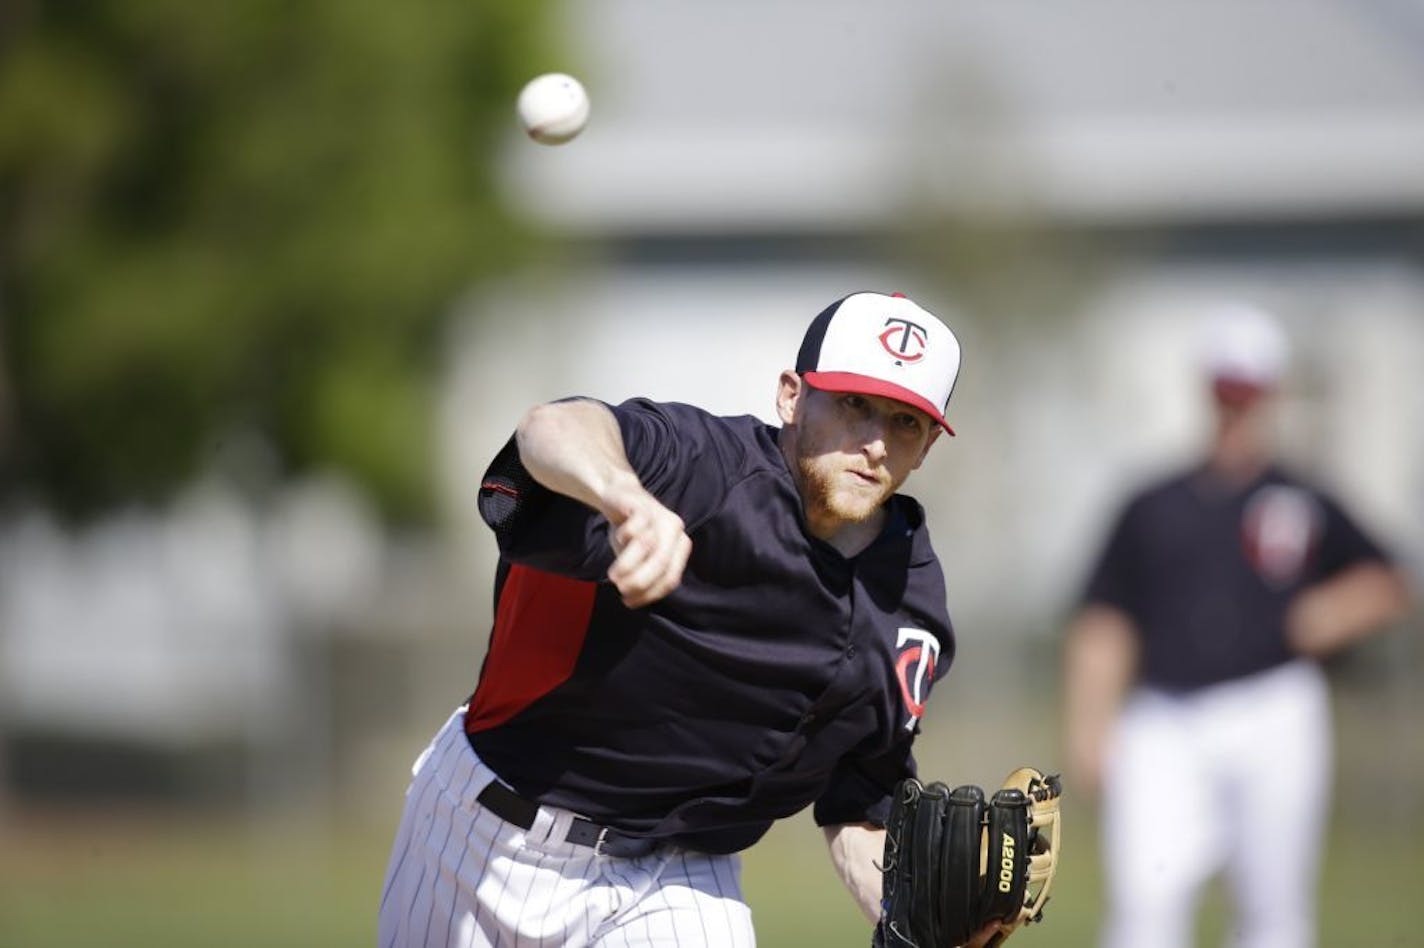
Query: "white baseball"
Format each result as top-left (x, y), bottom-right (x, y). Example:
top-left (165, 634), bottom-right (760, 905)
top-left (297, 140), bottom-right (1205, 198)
top-left (516, 73), bottom-right (589, 145)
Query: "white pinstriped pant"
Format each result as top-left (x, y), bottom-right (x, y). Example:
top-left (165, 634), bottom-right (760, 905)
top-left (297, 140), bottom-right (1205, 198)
top-left (1100, 660), bottom-right (1331, 948)
top-left (378, 708), bottom-right (757, 948)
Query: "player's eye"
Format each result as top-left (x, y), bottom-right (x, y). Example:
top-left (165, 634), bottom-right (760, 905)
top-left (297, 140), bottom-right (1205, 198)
top-left (841, 394), bottom-right (869, 413)
top-left (895, 412), bottom-right (924, 434)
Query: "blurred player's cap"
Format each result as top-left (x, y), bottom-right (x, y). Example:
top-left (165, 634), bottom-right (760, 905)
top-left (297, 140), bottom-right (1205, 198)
top-left (1199, 302), bottom-right (1288, 404)
top-left (796, 291), bottom-right (960, 435)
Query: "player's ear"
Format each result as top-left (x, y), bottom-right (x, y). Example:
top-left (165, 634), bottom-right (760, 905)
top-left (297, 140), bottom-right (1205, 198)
top-left (911, 427), bottom-right (942, 469)
top-left (775, 370), bottom-right (802, 425)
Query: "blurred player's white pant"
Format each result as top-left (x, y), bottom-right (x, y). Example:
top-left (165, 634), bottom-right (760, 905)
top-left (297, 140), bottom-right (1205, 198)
top-left (378, 708), bottom-right (757, 948)
top-left (1100, 660), bottom-right (1331, 948)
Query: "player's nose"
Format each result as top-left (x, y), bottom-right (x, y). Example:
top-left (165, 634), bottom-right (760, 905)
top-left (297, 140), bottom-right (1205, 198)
top-left (859, 420), bottom-right (890, 463)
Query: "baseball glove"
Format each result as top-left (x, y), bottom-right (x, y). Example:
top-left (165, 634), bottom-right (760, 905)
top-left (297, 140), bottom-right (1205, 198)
top-left (873, 767), bottom-right (1062, 948)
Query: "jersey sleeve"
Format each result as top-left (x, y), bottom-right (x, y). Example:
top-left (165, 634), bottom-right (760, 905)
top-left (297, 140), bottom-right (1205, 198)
top-left (610, 397), bottom-right (736, 528)
top-left (1079, 499), bottom-right (1141, 615)
top-left (812, 741), bottom-right (917, 828)
top-left (477, 431), bottom-right (614, 580)
top-left (476, 397), bottom-right (737, 579)
top-left (1313, 491), bottom-right (1393, 578)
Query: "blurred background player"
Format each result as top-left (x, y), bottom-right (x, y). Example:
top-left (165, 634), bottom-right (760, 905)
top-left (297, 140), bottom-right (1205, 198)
top-left (1062, 303), bottom-right (1412, 948)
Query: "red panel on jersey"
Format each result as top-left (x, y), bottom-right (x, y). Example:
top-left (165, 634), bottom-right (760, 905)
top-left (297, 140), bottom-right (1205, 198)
top-left (465, 565), bottom-right (597, 733)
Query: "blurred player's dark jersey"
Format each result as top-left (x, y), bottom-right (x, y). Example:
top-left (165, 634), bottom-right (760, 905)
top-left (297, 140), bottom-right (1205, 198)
top-left (1081, 465), bottom-right (1391, 690)
top-left (466, 398), bottom-right (955, 854)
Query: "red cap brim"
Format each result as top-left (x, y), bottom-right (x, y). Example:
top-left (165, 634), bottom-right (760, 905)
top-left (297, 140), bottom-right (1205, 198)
top-left (803, 371), bottom-right (955, 436)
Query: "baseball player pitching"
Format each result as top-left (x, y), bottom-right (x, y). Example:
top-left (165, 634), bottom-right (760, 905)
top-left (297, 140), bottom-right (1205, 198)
top-left (376, 292), bottom-right (1034, 947)
top-left (1064, 303), bottom-right (1413, 948)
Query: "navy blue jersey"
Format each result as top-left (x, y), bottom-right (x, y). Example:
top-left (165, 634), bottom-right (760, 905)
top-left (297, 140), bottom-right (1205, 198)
top-left (1081, 464), bottom-right (1391, 690)
top-left (466, 398), bottom-right (955, 854)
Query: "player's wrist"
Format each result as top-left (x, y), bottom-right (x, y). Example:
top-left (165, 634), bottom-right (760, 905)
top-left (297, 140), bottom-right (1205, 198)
top-left (596, 469), bottom-right (655, 523)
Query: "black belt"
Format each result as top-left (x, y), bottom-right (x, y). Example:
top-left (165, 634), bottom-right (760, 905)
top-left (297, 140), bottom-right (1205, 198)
top-left (476, 780), bottom-right (661, 858)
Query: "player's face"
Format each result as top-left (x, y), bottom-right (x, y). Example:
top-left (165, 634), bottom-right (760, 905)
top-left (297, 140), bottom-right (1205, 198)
top-left (778, 373), bottom-right (940, 530)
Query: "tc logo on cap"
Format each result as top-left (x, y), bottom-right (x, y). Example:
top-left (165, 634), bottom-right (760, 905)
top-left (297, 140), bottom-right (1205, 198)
top-left (879, 317), bottom-right (928, 365)
top-left (795, 291), bottom-right (962, 435)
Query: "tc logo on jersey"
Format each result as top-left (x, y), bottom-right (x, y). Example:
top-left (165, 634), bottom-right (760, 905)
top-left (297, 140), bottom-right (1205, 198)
top-left (895, 628), bottom-right (940, 731)
top-left (1241, 485), bottom-right (1320, 586)
top-left (879, 317), bottom-right (928, 366)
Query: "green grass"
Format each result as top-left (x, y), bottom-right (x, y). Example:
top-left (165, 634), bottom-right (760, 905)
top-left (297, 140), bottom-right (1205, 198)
top-left (0, 801), bottom-right (1418, 947)
top-left (742, 804), bottom-right (1424, 947)
top-left (0, 809), bottom-right (383, 948)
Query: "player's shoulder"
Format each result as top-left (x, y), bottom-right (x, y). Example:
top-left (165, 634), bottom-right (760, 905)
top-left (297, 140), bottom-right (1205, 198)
top-left (1120, 464), bottom-right (1197, 513)
top-left (615, 396), bottom-right (764, 437)
top-left (614, 397), bottom-right (780, 468)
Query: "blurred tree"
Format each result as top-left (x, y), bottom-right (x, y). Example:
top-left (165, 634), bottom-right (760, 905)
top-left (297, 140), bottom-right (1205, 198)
top-left (0, 0), bottom-right (555, 523)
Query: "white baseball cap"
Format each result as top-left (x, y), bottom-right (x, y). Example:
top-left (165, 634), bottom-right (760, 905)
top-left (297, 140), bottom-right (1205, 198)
top-left (795, 291), bottom-right (962, 435)
top-left (1199, 301), bottom-right (1289, 393)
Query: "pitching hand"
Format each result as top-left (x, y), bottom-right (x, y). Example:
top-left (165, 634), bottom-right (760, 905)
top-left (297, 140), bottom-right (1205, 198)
top-left (602, 476), bottom-right (692, 608)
